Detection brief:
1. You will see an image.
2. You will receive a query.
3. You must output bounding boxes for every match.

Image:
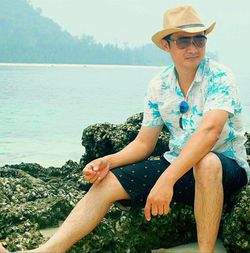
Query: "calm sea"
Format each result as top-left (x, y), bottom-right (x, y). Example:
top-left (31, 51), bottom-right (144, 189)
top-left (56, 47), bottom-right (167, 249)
top-left (0, 64), bottom-right (249, 167)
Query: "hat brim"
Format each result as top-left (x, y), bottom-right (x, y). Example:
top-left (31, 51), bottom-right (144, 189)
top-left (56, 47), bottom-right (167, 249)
top-left (152, 22), bottom-right (216, 50)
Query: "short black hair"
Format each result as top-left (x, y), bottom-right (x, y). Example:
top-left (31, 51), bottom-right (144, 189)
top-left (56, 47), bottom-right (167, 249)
top-left (163, 34), bottom-right (171, 41)
top-left (163, 34), bottom-right (172, 46)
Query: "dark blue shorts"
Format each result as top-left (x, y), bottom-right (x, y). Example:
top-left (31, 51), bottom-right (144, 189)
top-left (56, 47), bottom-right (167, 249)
top-left (111, 152), bottom-right (248, 208)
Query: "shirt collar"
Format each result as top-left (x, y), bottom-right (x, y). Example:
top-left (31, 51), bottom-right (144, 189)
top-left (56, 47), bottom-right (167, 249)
top-left (172, 57), bottom-right (208, 84)
top-left (159, 57), bottom-right (209, 93)
top-left (193, 57), bottom-right (208, 83)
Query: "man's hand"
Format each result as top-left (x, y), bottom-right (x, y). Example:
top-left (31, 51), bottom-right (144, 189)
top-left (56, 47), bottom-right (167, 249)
top-left (144, 179), bottom-right (173, 221)
top-left (83, 157), bottom-right (111, 185)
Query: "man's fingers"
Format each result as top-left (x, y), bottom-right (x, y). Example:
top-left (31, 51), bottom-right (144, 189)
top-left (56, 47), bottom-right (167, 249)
top-left (89, 172), bottom-right (100, 184)
top-left (93, 166), bottom-right (99, 171)
top-left (83, 164), bottom-right (93, 174)
top-left (83, 169), bottom-right (96, 179)
top-left (84, 174), bottom-right (94, 182)
top-left (84, 167), bottom-right (99, 182)
top-left (163, 205), bottom-right (171, 215)
top-left (83, 170), bottom-right (92, 176)
top-left (158, 205), bottom-right (164, 216)
top-left (144, 202), bottom-right (152, 221)
top-left (151, 204), bottom-right (158, 216)
top-left (83, 162), bottom-right (98, 176)
top-left (93, 164), bottom-right (110, 185)
top-left (93, 176), bottom-right (102, 185)
top-left (92, 160), bottom-right (103, 171)
top-left (82, 158), bottom-right (110, 184)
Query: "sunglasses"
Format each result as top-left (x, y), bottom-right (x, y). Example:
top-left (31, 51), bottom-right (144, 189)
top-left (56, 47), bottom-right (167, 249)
top-left (179, 100), bottom-right (189, 129)
top-left (165, 35), bottom-right (207, 49)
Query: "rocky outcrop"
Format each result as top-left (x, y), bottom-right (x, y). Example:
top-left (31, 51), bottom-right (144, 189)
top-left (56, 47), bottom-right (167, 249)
top-left (0, 113), bottom-right (249, 252)
top-left (80, 113), bottom-right (170, 164)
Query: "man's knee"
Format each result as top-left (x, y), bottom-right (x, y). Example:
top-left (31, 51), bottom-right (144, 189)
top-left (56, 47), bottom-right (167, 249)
top-left (89, 172), bottom-right (130, 202)
top-left (193, 152), bottom-right (222, 188)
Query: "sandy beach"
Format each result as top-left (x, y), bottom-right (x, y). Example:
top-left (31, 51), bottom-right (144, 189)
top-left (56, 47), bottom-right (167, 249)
top-left (152, 240), bottom-right (226, 253)
top-left (40, 227), bottom-right (226, 253)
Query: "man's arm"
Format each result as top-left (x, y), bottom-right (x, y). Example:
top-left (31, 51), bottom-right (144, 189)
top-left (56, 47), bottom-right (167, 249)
top-left (144, 109), bottom-right (229, 221)
top-left (105, 125), bottom-right (163, 169)
top-left (161, 109), bottom-right (228, 183)
top-left (83, 125), bottom-right (163, 184)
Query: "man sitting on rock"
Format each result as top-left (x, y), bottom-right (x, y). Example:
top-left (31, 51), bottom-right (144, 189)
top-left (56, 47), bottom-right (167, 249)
top-left (1, 5), bottom-right (249, 253)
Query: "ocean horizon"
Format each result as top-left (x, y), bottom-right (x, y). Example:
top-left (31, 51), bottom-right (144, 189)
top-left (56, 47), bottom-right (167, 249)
top-left (0, 62), bottom-right (163, 69)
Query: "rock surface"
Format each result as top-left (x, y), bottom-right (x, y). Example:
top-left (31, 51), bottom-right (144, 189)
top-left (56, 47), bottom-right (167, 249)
top-left (0, 113), bottom-right (249, 252)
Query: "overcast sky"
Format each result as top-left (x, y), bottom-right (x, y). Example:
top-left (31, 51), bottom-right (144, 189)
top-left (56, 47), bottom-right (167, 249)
top-left (29, 0), bottom-right (250, 73)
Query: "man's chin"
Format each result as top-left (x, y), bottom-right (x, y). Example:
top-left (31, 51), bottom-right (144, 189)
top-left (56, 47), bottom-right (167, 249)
top-left (183, 57), bottom-right (201, 68)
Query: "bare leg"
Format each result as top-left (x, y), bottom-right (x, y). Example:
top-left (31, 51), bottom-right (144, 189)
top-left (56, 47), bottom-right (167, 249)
top-left (1, 172), bottom-right (129, 253)
top-left (0, 244), bottom-right (8, 253)
top-left (193, 153), bottom-right (224, 253)
top-left (38, 172), bottom-right (129, 252)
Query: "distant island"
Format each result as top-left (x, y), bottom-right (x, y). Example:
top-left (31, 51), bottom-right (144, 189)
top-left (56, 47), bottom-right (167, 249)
top-left (0, 0), bottom-right (218, 66)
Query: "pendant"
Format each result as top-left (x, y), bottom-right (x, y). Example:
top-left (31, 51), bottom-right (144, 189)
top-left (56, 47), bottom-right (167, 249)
top-left (179, 100), bottom-right (189, 114)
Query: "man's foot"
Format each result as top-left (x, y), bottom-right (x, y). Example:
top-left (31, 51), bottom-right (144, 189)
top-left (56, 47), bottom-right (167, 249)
top-left (0, 244), bottom-right (8, 253)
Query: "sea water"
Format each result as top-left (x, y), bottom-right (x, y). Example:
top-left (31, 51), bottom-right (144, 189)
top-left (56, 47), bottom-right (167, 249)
top-left (0, 64), bottom-right (249, 167)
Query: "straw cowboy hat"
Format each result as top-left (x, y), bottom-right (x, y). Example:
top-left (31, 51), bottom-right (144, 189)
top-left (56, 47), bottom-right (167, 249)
top-left (152, 6), bottom-right (216, 50)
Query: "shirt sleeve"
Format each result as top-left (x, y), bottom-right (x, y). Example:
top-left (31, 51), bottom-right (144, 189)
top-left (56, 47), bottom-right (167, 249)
top-left (142, 80), bottom-right (164, 127)
top-left (203, 70), bottom-right (242, 116)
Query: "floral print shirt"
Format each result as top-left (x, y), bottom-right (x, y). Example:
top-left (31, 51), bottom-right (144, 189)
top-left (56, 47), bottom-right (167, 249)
top-left (142, 57), bottom-right (249, 182)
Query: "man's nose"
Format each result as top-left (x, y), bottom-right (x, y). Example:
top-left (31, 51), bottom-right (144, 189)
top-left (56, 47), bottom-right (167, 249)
top-left (187, 39), bottom-right (199, 51)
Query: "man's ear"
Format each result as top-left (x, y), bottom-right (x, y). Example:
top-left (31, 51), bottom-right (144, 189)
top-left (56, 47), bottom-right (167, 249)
top-left (161, 39), bottom-right (170, 52)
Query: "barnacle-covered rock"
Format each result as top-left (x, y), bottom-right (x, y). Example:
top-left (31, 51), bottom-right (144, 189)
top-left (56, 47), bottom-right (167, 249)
top-left (2, 221), bottom-right (45, 252)
top-left (0, 113), bottom-right (249, 252)
top-left (222, 184), bottom-right (250, 253)
top-left (80, 113), bottom-right (249, 252)
top-left (81, 123), bottom-right (116, 163)
top-left (66, 203), bottom-right (196, 253)
top-left (0, 162), bottom-right (85, 251)
top-left (80, 113), bottom-right (170, 165)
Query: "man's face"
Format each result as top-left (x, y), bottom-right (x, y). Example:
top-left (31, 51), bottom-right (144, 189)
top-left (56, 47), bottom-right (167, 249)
top-left (161, 32), bottom-right (206, 71)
